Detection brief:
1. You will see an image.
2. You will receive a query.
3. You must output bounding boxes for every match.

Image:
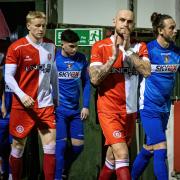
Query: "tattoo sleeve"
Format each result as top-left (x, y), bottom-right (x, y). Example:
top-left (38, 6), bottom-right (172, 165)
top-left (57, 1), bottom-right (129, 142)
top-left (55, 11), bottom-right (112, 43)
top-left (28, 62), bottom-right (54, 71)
top-left (128, 53), bottom-right (151, 77)
top-left (89, 57), bottom-right (116, 86)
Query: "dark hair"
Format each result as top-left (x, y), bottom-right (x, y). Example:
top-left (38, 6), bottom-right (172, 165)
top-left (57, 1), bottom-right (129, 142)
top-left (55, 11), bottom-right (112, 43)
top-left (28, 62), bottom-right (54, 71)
top-left (61, 29), bottom-right (80, 43)
top-left (151, 12), bottom-right (172, 36)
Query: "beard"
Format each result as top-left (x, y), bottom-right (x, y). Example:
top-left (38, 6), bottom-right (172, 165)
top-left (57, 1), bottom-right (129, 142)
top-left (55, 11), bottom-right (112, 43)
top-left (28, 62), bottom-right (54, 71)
top-left (163, 34), bottom-right (176, 43)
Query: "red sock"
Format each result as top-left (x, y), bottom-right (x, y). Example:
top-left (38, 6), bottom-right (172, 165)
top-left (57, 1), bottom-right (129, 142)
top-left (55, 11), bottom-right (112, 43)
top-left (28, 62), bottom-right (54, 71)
top-left (99, 164), bottom-right (115, 180)
top-left (9, 155), bottom-right (23, 180)
top-left (43, 154), bottom-right (55, 180)
top-left (116, 166), bottom-right (131, 180)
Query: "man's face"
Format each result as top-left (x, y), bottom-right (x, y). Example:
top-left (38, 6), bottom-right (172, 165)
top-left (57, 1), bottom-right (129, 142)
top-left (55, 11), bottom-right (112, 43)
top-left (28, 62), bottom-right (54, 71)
top-left (27, 18), bottom-right (46, 41)
top-left (160, 18), bottom-right (177, 42)
top-left (61, 41), bottom-right (78, 57)
top-left (114, 10), bottom-right (134, 36)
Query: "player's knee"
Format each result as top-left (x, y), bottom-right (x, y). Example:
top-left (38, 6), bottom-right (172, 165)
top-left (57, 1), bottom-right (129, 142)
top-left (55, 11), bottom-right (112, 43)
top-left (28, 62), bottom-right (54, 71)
top-left (43, 143), bottom-right (56, 154)
top-left (112, 146), bottom-right (129, 159)
top-left (153, 141), bottom-right (167, 150)
top-left (106, 153), bottom-right (115, 162)
top-left (71, 138), bottom-right (84, 146)
top-left (11, 146), bottom-right (24, 158)
top-left (143, 144), bottom-right (153, 152)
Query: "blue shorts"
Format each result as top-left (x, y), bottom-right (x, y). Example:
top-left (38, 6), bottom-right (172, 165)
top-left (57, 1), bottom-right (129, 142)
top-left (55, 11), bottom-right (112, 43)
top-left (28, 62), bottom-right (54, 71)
top-left (140, 109), bottom-right (169, 145)
top-left (55, 107), bottom-right (84, 140)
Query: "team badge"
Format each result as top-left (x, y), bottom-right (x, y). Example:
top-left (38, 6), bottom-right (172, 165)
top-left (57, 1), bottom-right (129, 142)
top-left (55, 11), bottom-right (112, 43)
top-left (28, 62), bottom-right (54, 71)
top-left (112, 130), bottom-right (122, 138)
top-left (48, 53), bottom-right (52, 61)
top-left (164, 55), bottom-right (169, 63)
top-left (65, 61), bottom-right (74, 70)
top-left (16, 125), bottom-right (24, 133)
top-left (67, 63), bottom-right (73, 70)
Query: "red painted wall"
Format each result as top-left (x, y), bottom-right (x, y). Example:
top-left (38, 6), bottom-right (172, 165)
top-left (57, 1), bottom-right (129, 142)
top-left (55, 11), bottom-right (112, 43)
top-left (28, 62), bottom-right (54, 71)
top-left (174, 101), bottom-right (180, 172)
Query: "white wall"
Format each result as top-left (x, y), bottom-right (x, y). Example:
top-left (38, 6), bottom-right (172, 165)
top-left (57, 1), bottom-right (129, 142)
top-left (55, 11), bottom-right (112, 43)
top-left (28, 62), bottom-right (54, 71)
top-left (57, 0), bottom-right (129, 26)
top-left (136, 0), bottom-right (180, 29)
top-left (57, 0), bottom-right (180, 29)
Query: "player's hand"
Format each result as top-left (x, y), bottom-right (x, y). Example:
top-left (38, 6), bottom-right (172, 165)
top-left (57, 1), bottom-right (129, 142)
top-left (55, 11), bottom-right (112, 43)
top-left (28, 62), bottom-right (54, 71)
top-left (121, 27), bottom-right (131, 50)
top-left (80, 108), bottom-right (89, 120)
top-left (111, 34), bottom-right (121, 61)
top-left (20, 94), bottom-right (35, 108)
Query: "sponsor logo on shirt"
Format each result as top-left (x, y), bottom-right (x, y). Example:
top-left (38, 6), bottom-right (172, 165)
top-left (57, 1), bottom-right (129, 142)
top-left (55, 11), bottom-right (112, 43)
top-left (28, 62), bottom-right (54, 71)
top-left (151, 64), bottom-right (179, 73)
top-left (25, 64), bottom-right (51, 73)
top-left (111, 67), bottom-right (138, 75)
top-left (58, 71), bottom-right (81, 79)
top-left (24, 55), bottom-right (32, 62)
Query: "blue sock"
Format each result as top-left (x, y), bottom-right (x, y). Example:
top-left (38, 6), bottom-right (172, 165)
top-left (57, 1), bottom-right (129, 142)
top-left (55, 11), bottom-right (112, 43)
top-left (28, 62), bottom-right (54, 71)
top-left (153, 149), bottom-right (168, 180)
top-left (64, 144), bottom-right (83, 171)
top-left (131, 147), bottom-right (153, 180)
top-left (55, 139), bottom-right (67, 180)
top-left (72, 144), bottom-right (83, 160)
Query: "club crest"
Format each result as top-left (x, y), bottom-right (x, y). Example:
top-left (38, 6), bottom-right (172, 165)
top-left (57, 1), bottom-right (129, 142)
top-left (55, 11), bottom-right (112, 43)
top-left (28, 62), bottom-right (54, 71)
top-left (164, 55), bottom-right (169, 63)
top-left (48, 53), bottom-right (52, 61)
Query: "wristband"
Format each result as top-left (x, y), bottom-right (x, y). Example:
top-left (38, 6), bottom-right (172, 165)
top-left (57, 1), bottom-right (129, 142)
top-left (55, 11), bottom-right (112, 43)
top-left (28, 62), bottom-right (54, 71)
top-left (119, 46), bottom-right (134, 57)
top-left (126, 48), bottom-right (134, 56)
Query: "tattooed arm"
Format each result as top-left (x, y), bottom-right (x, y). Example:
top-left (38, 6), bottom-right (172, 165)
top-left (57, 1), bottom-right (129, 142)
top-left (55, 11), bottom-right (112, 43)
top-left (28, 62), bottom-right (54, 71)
top-left (127, 52), bottom-right (151, 77)
top-left (120, 27), bottom-right (151, 78)
top-left (89, 34), bottom-right (120, 86)
top-left (89, 56), bottom-right (116, 86)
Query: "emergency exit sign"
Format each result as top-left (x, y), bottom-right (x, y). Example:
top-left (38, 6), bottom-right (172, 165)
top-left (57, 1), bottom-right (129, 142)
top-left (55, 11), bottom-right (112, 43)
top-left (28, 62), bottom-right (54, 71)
top-left (55, 28), bottom-right (103, 46)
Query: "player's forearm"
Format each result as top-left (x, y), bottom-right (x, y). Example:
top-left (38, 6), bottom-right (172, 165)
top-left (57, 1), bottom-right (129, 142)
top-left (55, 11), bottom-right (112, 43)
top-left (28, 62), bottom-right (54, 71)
top-left (5, 64), bottom-right (26, 99)
top-left (128, 53), bottom-right (151, 77)
top-left (89, 57), bottom-right (116, 86)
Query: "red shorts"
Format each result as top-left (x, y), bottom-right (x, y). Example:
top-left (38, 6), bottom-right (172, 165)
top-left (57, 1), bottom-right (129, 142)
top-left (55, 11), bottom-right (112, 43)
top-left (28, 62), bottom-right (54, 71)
top-left (10, 106), bottom-right (56, 138)
top-left (98, 112), bottom-right (137, 145)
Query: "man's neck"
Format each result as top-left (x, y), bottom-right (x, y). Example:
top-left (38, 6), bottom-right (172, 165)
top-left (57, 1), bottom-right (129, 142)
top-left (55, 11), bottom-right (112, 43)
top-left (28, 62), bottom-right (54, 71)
top-left (28, 34), bottom-right (42, 44)
top-left (61, 49), bottom-right (68, 57)
top-left (157, 36), bottom-right (169, 48)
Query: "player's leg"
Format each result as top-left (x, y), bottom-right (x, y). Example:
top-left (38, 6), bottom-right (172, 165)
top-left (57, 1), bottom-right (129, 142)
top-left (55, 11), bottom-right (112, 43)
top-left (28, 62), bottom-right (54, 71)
top-left (62, 109), bottom-right (84, 178)
top-left (111, 143), bottom-right (131, 180)
top-left (131, 144), bottom-right (153, 180)
top-left (38, 106), bottom-right (56, 180)
top-left (55, 107), bottom-right (67, 180)
top-left (9, 137), bottom-right (27, 180)
top-left (131, 110), bottom-right (153, 180)
top-left (152, 112), bottom-right (169, 180)
top-left (39, 128), bottom-right (56, 180)
top-left (69, 109), bottom-right (84, 166)
top-left (137, 110), bottom-right (168, 180)
top-left (153, 142), bottom-right (168, 180)
top-left (98, 112), bottom-right (131, 180)
top-left (9, 108), bottom-right (34, 180)
top-left (99, 146), bottom-right (115, 180)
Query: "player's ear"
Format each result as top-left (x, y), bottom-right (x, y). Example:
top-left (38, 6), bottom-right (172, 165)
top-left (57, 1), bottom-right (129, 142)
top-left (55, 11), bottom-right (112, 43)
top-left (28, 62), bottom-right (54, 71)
top-left (158, 28), bottom-right (163, 35)
top-left (61, 41), bottom-right (64, 47)
top-left (26, 23), bottom-right (30, 31)
top-left (113, 17), bottom-right (116, 26)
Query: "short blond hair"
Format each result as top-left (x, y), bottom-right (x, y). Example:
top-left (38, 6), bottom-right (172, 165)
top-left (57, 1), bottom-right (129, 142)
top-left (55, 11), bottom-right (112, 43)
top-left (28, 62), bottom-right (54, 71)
top-left (26, 11), bottom-right (46, 23)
